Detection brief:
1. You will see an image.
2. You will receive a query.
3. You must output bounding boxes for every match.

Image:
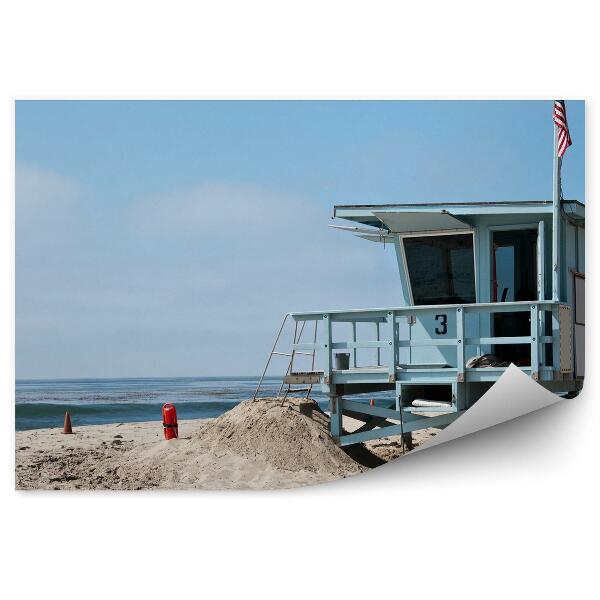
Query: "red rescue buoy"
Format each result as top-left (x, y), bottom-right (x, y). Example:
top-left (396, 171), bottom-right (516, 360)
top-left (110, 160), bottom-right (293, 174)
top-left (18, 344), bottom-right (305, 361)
top-left (162, 403), bottom-right (178, 440)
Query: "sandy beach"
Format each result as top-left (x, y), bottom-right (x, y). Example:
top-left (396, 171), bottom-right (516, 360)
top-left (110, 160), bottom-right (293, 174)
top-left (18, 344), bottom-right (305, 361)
top-left (15, 397), bottom-right (440, 490)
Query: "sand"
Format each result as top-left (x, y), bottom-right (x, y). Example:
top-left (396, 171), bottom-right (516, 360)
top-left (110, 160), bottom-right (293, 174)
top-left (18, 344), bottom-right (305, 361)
top-left (15, 397), bottom-right (440, 490)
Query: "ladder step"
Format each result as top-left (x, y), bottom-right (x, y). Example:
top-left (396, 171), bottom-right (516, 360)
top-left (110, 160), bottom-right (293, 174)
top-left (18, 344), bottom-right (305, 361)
top-left (254, 313), bottom-right (320, 401)
top-left (284, 372), bottom-right (322, 384)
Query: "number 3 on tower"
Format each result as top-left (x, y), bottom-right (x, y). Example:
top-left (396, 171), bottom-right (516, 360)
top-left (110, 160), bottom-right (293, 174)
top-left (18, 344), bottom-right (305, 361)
top-left (435, 314), bottom-right (448, 335)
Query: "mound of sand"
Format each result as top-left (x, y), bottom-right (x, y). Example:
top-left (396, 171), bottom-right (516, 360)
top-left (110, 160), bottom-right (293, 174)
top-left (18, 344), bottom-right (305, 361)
top-left (111, 397), bottom-right (366, 489)
top-left (196, 397), bottom-right (363, 475)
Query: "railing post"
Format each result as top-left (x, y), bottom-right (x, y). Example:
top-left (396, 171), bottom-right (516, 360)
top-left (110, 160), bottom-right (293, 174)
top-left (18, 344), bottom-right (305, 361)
top-left (386, 311), bottom-right (396, 382)
top-left (551, 305), bottom-right (561, 378)
top-left (376, 321), bottom-right (381, 366)
top-left (531, 303), bottom-right (540, 380)
top-left (322, 314), bottom-right (332, 385)
top-left (456, 307), bottom-right (465, 383)
top-left (352, 321), bottom-right (357, 368)
top-left (473, 305), bottom-right (482, 357)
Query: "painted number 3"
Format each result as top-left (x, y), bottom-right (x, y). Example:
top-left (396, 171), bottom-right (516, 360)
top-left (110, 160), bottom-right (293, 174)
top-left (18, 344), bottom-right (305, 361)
top-left (435, 314), bottom-right (448, 335)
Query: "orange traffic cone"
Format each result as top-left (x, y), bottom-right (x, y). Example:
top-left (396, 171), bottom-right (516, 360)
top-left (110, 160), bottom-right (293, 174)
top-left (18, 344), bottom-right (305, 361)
top-left (63, 411), bottom-right (73, 434)
top-left (370, 399), bottom-right (375, 407)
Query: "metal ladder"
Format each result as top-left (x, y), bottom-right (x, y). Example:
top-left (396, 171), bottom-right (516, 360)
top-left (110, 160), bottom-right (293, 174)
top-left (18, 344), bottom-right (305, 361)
top-left (253, 314), bottom-right (319, 402)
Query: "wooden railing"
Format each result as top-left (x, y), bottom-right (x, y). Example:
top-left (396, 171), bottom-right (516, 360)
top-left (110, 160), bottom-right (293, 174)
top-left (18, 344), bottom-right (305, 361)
top-left (290, 300), bottom-right (569, 384)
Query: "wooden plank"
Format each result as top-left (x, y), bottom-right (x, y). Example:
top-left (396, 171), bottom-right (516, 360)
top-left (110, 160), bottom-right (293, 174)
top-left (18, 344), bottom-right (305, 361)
top-left (343, 398), bottom-right (401, 420)
top-left (338, 412), bottom-right (459, 446)
top-left (283, 373), bottom-right (322, 384)
top-left (291, 300), bottom-right (558, 321)
top-left (464, 336), bottom-right (532, 345)
top-left (397, 339), bottom-right (458, 347)
top-left (331, 341), bottom-right (389, 349)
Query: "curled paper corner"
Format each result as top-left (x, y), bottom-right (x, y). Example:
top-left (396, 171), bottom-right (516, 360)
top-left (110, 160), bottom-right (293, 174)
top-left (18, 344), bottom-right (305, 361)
top-left (415, 364), bottom-right (565, 452)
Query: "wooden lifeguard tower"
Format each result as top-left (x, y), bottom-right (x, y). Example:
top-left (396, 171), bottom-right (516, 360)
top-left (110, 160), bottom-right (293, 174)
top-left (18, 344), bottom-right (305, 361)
top-left (255, 106), bottom-right (584, 446)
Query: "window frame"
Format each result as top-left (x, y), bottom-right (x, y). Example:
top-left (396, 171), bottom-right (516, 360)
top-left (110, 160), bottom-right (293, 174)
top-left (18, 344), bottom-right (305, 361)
top-left (400, 229), bottom-right (478, 306)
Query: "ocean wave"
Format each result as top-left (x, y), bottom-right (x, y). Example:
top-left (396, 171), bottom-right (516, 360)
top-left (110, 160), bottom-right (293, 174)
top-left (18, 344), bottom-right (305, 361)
top-left (15, 400), bottom-right (246, 431)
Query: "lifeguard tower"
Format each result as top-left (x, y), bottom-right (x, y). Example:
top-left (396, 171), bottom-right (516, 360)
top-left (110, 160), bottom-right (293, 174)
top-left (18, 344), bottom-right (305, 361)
top-left (255, 109), bottom-right (584, 447)
top-left (255, 198), bottom-right (584, 446)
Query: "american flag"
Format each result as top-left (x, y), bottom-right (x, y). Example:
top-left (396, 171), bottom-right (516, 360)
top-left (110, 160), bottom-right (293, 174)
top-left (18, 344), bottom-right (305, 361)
top-left (553, 100), bottom-right (572, 157)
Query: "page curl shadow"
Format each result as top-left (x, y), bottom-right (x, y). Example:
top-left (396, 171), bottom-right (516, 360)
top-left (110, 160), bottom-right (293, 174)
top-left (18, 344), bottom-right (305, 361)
top-left (414, 364), bottom-right (562, 452)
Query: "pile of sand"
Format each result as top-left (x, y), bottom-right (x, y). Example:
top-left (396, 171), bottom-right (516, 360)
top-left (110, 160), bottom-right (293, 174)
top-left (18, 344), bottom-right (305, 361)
top-left (196, 397), bottom-right (363, 475)
top-left (110, 397), bottom-right (367, 489)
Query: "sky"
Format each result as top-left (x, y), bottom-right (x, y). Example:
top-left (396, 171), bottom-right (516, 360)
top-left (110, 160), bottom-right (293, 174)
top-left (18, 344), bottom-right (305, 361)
top-left (15, 100), bottom-right (585, 379)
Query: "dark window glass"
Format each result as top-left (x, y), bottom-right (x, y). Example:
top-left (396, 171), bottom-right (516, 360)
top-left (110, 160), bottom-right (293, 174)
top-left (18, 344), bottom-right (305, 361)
top-left (403, 234), bottom-right (476, 305)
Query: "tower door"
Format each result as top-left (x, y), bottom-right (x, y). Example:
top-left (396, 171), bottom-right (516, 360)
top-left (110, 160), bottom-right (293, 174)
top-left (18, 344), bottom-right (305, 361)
top-left (492, 229), bottom-right (538, 365)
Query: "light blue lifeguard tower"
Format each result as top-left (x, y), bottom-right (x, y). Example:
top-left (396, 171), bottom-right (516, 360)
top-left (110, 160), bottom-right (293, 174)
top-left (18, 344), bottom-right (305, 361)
top-left (255, 119), bottom-right (585, 447)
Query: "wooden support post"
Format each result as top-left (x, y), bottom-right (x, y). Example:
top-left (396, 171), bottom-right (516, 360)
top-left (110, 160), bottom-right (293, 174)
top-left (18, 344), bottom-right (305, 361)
top-left (456, 307), bottom-right (465, 383)
top-left (452, 381), bottom-right (466, 412)
top-left (330, 395), bottom-right (342, 439)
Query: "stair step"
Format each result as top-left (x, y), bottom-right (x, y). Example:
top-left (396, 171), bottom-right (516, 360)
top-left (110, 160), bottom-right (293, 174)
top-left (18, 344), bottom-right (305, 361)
top-left (283, 371), bottom-right (323, 384)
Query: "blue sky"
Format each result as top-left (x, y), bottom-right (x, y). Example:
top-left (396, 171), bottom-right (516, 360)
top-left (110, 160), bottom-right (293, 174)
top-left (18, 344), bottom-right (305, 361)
top-left (15, 100), bottom-right (585, 378)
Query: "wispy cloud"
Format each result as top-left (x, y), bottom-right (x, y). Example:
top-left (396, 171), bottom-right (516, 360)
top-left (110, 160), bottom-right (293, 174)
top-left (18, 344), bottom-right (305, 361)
top-left (16, 169), bottom-right (400, 377)
top-left (16, 163), bottom-right (81, 235)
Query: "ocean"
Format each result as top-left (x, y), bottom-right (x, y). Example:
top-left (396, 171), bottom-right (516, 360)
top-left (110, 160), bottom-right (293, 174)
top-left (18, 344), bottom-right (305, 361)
top-left (15, 376), bottom-right (392, 431)
top-left (14, 376), bottom-right (299, 430)
top-left (15, 376), bottom-right (393, 431)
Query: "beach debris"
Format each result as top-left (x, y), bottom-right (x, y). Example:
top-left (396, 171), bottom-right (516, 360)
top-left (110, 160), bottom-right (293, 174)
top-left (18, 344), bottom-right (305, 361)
top-left (162, 403), bottom-right (179, 440)
top-left (63, 412), bottom-right (73, 434)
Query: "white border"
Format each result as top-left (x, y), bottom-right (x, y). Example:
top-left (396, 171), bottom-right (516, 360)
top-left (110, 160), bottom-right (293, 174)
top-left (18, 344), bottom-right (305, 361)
top-left (1, 2), bottom-right (597, 599)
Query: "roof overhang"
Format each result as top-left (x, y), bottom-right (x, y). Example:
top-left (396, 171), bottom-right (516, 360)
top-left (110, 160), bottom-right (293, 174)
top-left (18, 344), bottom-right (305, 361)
top-left (330, 200), bottom-right (584, 242)
top-left (333, 200), bottom-right (577, 226)
top-left (372, 210), bottom-right (470, 233)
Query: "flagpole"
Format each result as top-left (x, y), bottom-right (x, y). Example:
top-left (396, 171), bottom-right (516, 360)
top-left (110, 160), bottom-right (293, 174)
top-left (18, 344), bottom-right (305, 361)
top-left (552, 102), bottom-right (561, 302)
